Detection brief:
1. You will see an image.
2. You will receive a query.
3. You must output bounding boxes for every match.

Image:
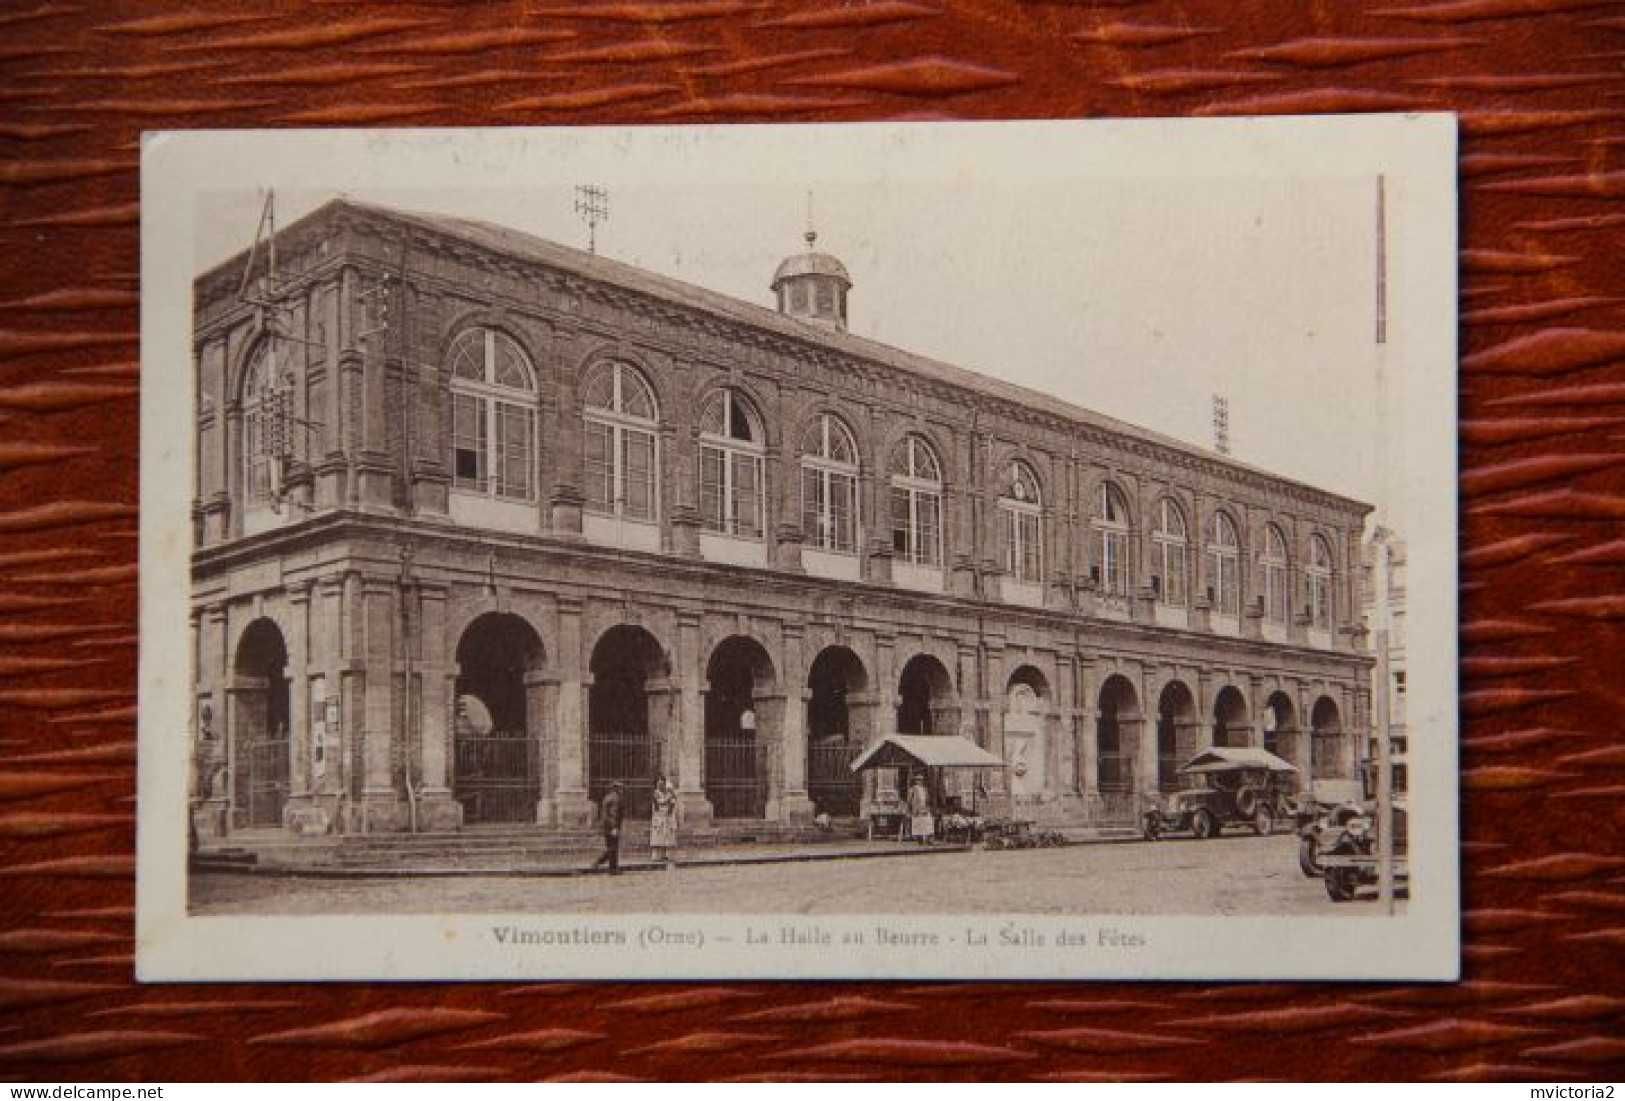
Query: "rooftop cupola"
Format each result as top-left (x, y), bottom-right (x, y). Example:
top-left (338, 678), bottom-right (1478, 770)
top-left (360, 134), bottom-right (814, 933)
top-left (772, 230), bottom-right (851, 332)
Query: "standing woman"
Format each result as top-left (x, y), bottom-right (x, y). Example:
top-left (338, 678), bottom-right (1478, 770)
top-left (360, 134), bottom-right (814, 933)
top-left (650, 774), bottom-right (680, 865)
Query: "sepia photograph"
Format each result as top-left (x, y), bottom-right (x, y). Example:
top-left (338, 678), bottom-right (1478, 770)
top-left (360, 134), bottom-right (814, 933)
top-left (139, 117), bottom-right (1458, 980)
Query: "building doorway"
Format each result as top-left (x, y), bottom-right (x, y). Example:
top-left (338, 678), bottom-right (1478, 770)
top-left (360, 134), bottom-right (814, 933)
top-left (1264, 691), bottom-right (1299, 773)
top-left (704, 636), bottom-right (774, 820)
top-left (589, 624), bottom-right (667, 819)
top-left (806, 645), bottom-right (866, 818)
top-left (1096, 675), bottom-right (1139, 797)
top-left (232, 618), bottom-right (290, 829)
top-left (453, 612), bottom-right (545, 825)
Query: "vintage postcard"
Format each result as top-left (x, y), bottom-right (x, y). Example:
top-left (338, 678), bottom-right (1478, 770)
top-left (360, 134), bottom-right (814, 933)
top-left (138, 116), bottom-right (1458, 980)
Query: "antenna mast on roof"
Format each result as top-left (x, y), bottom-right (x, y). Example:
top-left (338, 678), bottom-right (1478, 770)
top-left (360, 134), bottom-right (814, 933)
top-left (575, 184), bottom-right (609, 256)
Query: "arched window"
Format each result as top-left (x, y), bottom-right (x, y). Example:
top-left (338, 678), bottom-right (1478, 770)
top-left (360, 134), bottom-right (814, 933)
top-left (1208, 511), bottom-right (1241, 616)
top-left (1152, 498), bottom-right (1187, 606)
top-left (801, 412), bottom-right (859, 553)
top-left (889, 435), bottom-right (942, 567)
top-left (1000, 461), bottom-right (1043, 584)
top-left (240, 342), bottom-right (282, 505)
top-left (1262, 524), bottom-right (1290, 624)
top-left (698, 389), bottom-right (765, 540)
top-left (1308, 534), bottom-right (1334, 629)
top-left (1092, 482), bottom-right (1131, 597)
top-left (448, 328), bottom-right (536, 501)
top-left (582, 361), bottom-right (658, 521)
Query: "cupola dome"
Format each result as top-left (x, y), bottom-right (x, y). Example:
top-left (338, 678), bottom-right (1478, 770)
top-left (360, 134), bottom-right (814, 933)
top-left (772, 230), bottom-right (851, 331)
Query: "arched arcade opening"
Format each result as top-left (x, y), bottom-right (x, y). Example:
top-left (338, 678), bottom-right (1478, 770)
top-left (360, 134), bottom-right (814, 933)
top-left (453, 612), bottom-right (546, 824)
top-left (232, 618), bottom-right (290, 829)
top-left (589, 624), bottom-right (668, 819)
top-left (704, 635), bottom-right (775, 820)
top-left (806, 645), bottom-right (867, 818)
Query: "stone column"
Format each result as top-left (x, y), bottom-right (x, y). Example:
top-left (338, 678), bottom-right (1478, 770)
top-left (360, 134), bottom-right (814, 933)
top-left (551, 597), bottom-right (591, 826)
top-left (192, 605), bottom-right (232, 840)
top-left (754, 690), bottom-right (787, 822)
top-left (675, 609), bottom-right (711, 826)
top-left (358, 576), bottom-right (404, 831)
top-left (284, 582), bottom-right (313, 824)
top-left (416, 584), bottom-right (460, 830)
top-left (778, 624), bottom-right (814, 823)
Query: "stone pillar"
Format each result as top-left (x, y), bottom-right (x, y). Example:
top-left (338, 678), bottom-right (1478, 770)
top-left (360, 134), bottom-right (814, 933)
top-left (416, 584), bottom-right (460, 830)
top-left (358, 577), bottom-right (404, 831)
top-left (1136, 668), bottom-right (1159, 805)
top-left (192, 605), bottom-right (232, 841)
top-left (675, 610), bottom-right (712, 827)
top-left (552, 597), bottom-right (591, 827)
top-left (284, 581), bottom-right (314, 815)
top-left (778, 624), bottom-right (814, 823)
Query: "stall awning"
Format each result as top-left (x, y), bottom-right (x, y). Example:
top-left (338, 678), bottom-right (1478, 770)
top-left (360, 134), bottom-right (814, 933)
top-left (1178, 746), bottom-right (1299, 775)
top-left (849, 734), bottom-right (1006, 773)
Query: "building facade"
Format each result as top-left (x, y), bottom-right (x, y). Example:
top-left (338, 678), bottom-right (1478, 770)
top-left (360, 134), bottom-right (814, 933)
top-left (190, 199), bottom-right (1373, 841)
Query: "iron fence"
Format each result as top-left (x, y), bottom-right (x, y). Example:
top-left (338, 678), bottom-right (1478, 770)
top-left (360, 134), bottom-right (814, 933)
top-left (454, 730), bottom-right (539, 824)
top-left (234, 735), bottom-right (289, 829)
top-left (807, 739), bottom-right (862, 817)
top-left (588, 732), bottom-right (659, 819)
top-left (705, 734), bottom-right (766, 819)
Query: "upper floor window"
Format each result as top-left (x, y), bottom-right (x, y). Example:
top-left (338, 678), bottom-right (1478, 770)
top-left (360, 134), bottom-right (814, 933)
top-left (1208, 511), bottom-right (1241, 616)
top-left (889, 435), bottom-right (942, 567)
top-left (1308, 534), bottom-right (1334, 629)
top-left (1262, 524), bottom-right (1290, 624)
top-left (582, 361), bottom-right (658, 522)
top-left (448, 328), bottom-right (536, 501)
top-left (801, 412), bottom-right (859, 553)
top-left (1000, 461), bottom-right (1043, 584)
top-left (1092, 482), bottom-right (1131, 597)
top-left (698, 389), bottom-right (764, 540)
top-left (1152, 497), bottom-right (1187, 606)
top-left (241, 342), bottom-right (284, 505)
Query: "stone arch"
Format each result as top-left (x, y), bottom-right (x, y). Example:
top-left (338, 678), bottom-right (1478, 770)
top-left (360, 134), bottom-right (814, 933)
top-left (1155, 678), bottom-right (1199, 793)
top-left (1212, 683), bottom-right (1251, 748)
top-left (1310, 694), bottom-right (1349, 780)
top-left (230, 617), bottom-right (291, 829)
top-left (806, 645), bottom-right (869, 817)
top-left (704, 634), bottom-right (777, 819)
top-left (1096, 673), bottom-right (1141, 798)
top-left (1263, 689), bottom-right (1300, 772)
top-left (452, 611), bottom-right (547, 824)
top-left (896, 651), bottom-right (956, 736)
top-left (587, 623), bottom-right (670, 818)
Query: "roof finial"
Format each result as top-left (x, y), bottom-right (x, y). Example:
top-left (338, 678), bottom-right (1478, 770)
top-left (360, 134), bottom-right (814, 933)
top-left (805, 189), bottom-right (817, 249)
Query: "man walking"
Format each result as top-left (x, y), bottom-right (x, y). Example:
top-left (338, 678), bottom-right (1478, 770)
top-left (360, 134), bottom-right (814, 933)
top-left (591, 781), bottom-right (625, 874)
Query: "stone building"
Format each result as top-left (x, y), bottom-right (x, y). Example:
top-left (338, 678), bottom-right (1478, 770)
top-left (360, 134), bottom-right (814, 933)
top-left (189, 199), bottom-right (1373, 842)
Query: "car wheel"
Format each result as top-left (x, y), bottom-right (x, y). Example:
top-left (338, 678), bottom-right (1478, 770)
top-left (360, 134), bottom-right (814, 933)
top-left (1299, 834), bottom-right (1321, 877)
top-left (1325, 869), bottom-right (1357, 902)
top-left (1191, 809), bottom-right (1216, 840)
top-left (1254, 806), bottom-right (1274, 837)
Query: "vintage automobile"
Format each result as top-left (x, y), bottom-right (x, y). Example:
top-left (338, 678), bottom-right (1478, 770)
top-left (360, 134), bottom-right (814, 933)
top-left (1142, 746), bottom-right (1299, 841)
top-left (1319, 756), bottom-right (1409, 902)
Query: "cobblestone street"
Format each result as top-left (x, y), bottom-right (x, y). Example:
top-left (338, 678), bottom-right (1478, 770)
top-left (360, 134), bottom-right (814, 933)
top-left (192, 833), bottom-right (1399, 917)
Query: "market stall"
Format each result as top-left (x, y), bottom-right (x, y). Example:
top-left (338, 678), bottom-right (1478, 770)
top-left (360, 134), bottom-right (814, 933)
top-left (848, 733), bottom-right (1007, 841)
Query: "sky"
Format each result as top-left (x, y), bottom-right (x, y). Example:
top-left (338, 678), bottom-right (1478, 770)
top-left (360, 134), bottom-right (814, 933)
top-left (197, 163), bottom-right (1387, 507)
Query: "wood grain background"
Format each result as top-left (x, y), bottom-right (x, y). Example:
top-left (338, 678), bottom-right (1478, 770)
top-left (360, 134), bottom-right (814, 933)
top-left (2, 0), bottom-right (1623, 1083)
